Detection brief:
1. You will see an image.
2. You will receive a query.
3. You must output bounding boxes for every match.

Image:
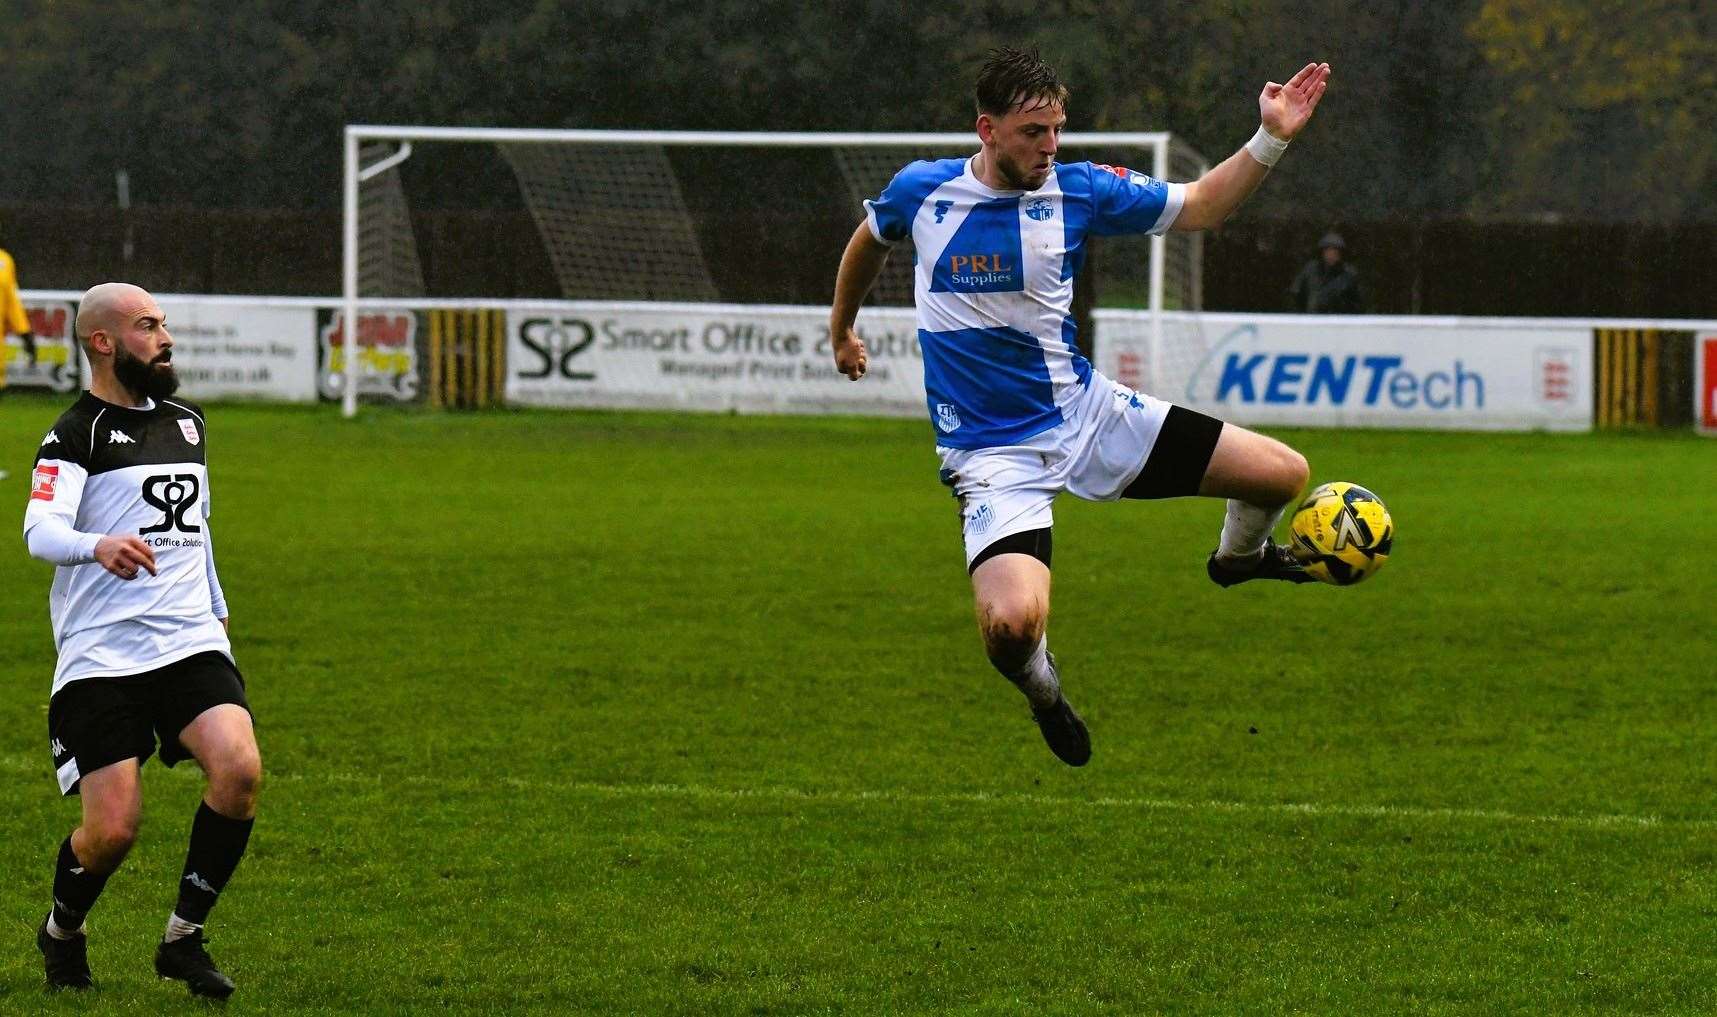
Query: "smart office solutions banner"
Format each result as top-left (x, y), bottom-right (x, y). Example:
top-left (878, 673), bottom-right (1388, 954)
top-left (1096, 311), bottom-right (1594, 431)
top-left (503, 302), bottom-right (926, 416)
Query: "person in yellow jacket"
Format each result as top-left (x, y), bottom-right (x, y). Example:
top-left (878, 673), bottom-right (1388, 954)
top-left (1, 244), bottom-right (39, 389)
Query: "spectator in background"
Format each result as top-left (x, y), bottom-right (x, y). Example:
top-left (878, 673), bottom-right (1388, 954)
top-left (2, 235), bottom-right (39, 378)
top-left (1287, 230), bottom-right (1365, 313)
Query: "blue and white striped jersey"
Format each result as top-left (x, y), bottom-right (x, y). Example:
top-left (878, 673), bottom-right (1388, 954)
top-left (865, 157), bottom-right (1184, 449)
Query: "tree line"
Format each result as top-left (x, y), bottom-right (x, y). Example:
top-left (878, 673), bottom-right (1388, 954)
top-left (1, 0), bottom-right (1711, 225)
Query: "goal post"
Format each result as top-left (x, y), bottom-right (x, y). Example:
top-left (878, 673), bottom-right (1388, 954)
top-left (340, 125), bottom-right (1208, 417)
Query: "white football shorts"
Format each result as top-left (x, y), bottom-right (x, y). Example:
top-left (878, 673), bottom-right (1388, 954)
top-left (936, 373), bottom-right (1218, 568)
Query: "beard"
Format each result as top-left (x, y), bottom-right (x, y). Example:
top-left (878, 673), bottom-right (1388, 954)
top-left (996, 151), bottom-right (1051, 190)
top-left (113, 344), bottom-right (180, 400)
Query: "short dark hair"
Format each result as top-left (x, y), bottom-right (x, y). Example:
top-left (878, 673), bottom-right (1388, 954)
top-left (974, 47), bottom-right (1069, 117)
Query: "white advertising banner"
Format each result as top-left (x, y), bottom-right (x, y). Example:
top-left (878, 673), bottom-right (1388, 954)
top-left (1097, 311), bottom-right (1593, 431)
top-left (503, 302), bottom-right (926, 416)
top-left (4, 299), bottom-right (81, 393)
top-left (151, 299), bottom-right (318, 402)
top-left (316, 307), bottom-right (420, 402)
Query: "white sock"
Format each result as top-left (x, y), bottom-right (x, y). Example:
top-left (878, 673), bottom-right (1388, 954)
top-left (1217, 500), bottom-right (1286, 562)
top-left (164, 913), bottom-right (202, 943)
top-left (1007, 636), bottom-right (1061, 709)
top-left (45, 911), bottom-right (84, 941)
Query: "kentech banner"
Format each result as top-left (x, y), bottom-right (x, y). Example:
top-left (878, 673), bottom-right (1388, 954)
top-left (1096, 311), bottom-right (1594, 431)
top-left (503, 302), bottom-right (925, 416)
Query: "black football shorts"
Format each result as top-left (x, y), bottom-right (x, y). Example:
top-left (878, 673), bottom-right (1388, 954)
top-left (48, 651), bottom-right (250, 796)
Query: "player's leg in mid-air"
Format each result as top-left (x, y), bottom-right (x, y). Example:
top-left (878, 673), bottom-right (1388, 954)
top-left (1197, 423), bottom-right (1313, 585)
top-left (969, 534), bottom-right (1091, 767)
top-left (1112, 399), bottom-right (1310, 583)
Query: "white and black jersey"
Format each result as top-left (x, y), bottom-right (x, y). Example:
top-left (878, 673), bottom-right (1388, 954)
top-left (22, 393), bottom-right (231, 696)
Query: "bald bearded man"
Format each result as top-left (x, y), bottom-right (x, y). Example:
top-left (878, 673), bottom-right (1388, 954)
top-left (22, 284), bottom-right (259, 999)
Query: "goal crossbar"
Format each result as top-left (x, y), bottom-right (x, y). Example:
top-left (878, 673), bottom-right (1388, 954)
top-left (345, 124), bottom-right (1174, 148)
top-left (340, 125), bottom-right (1203, 417)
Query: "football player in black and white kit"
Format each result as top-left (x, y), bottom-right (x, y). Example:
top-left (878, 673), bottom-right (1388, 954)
top-left (22, 283), bottom-right (260, 999)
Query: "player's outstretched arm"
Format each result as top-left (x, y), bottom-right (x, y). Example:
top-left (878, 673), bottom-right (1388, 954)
top-left (1174, 62), bottom-right (1330, 232)
top-left (829, 222), bottom-right (893, 381)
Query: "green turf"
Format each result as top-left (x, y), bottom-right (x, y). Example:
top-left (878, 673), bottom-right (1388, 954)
top-left (1, 392), bottom-right (1714, 1014)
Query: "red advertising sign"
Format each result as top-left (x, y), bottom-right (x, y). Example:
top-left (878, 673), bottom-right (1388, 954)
top-left (1699, 334), bottom-right (1717, 435)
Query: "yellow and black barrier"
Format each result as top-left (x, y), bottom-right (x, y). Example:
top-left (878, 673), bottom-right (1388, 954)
top-left (1594, 328), bottom-right (1662, 429)
top-left (426, 309), bottom-right (506, 409)
top-left (1594, 328), bottom-right (1698, 430)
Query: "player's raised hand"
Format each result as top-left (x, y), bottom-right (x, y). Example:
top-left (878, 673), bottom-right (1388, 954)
top-left (95, 534), bottom-right (157, 581)
top-left (833, 328), bottom-right (869, 381)
top-left (1259, 62), bottom-right (1330, 141)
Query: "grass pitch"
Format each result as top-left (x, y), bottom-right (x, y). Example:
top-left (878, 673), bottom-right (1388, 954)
top-left (1, 393), bottom-right (1714, 1014)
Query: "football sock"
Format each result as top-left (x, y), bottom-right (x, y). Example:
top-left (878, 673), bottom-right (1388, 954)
top-left (1005, 636), bottom-right (1061, 709)
top-left (170, 802), bottom-right (254, 930)
top-left (49, 836), bottom-right (110, 936)
top-left (164, 913), bottom-right (202, 943)
top-left (1217, 500), bottom-right (1286, 563)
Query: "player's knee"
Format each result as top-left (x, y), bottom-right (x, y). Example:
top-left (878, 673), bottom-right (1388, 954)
top-left (980, 602), bottom-right (1045, 671)
top-left (1277, 446), bottom-right (1310, 502)
top-left (83, 816), bottom-right (140, 868)
top-left (210, 747), bottom-right (262, 809)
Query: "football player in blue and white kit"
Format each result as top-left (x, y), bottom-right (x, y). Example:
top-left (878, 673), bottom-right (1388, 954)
top-left (23, 283), bottom-right (259, 998)
top-left (829, 49), bottom-right (1331, 766)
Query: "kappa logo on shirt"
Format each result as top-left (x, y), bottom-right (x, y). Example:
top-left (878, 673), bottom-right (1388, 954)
top-left (108, 430), bottom-right (136, 445)
top-left (31, 464), bottom-right (58, 501)
top-left (41, 430), bottom-right (59, 446)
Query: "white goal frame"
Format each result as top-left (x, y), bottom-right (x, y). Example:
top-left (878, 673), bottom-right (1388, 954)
top-left (341, 125), bottom-right (1205, 417)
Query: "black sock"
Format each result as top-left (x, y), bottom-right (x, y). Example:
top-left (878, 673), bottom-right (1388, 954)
top-left (173, 802), bottom-right (254, 926)
top-left (51, 836), bottom-right (112, 931)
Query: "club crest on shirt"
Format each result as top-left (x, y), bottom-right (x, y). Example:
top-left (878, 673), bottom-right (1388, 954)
top-left (935, 403), bottom-right (962, 433)
top-left (178, 419), bottom-right (200, 445)
top-left (965, 501), bottom-right (994, 535)
top-left (1025, 197), bottom-right (1054, 222)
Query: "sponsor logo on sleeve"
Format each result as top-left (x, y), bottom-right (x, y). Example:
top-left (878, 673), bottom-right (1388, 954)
top-left (31, 464), bottom-right (58, 501)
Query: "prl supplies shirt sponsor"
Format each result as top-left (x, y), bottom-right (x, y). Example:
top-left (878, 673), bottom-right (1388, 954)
top-left (23, 394), bottom-right (230, 695)
top-left (865, 158), bottom-right (1183, 449)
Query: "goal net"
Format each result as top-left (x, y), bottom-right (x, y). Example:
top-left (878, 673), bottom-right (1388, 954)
top-left (340, 127), bottom-right (1208, 415)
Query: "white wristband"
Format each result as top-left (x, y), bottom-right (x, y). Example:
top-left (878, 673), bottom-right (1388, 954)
top-left (1245, 125), bottom-right (1290, 168)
